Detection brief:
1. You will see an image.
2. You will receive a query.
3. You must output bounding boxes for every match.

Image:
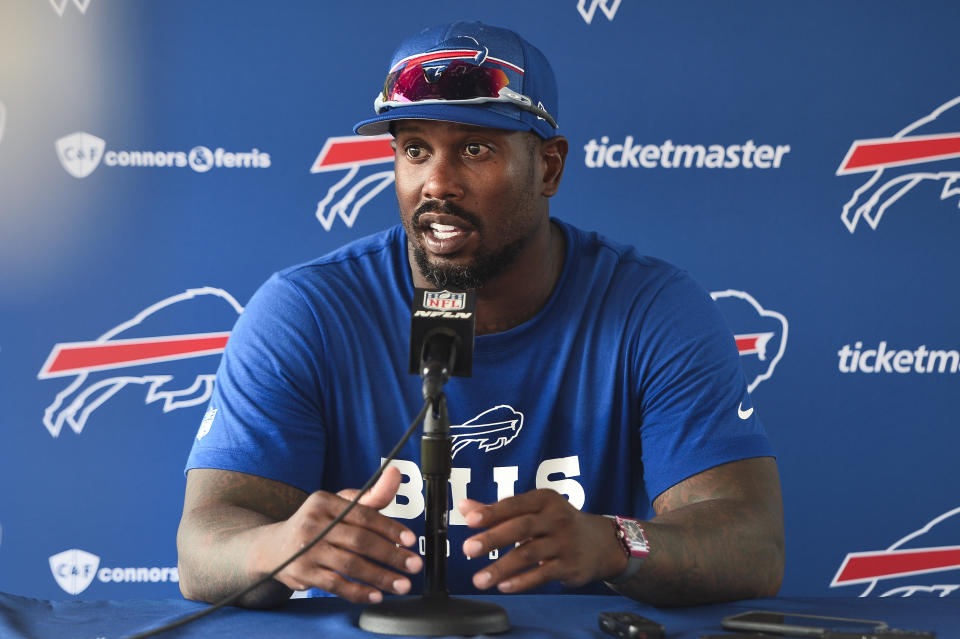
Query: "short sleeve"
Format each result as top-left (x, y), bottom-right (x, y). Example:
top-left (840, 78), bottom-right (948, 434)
top-left (185, 272), bottom-right (328, 493)
top-left (635, 272), bottom-right (774, 502)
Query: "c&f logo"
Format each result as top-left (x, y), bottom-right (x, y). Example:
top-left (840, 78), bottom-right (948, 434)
top-left (49, 549), bottom-right (180, 594)
top-left (310, 134), bottom-right (395, 231)
top-left (577, 0), bottom-right (621, 24)
top-left (56, 132), bottom-right (105, 179)
top-left (50, 0), bottom-right (91, 17)
top-left (55, 131), bottom-right (270, 178)
top-left (49, 549), bottom-right (100, 595)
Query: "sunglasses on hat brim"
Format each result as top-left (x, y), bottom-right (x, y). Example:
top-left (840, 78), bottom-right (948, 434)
top-left (374, 60), bottom-right (558, 130)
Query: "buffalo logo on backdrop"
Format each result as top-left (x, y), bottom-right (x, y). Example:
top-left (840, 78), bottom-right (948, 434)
top-left (838, 96), bottom-right (960, 232)
top-left (55, 131), bottom-right (271, 178)
top-left (710, 290), bottom-right (788, 393)
top-left (310, 134), bottom-right (395, 231)
top-left (50, 0), bottom-right (91, 17)
top-left (450, 405), bottom-right (524, 459)
top-left (577, 0), bottom-right (621, 24)
top-left (831, 506), bottom-right (960, 597)
top-left (37, 287), bottom-right (243, 438)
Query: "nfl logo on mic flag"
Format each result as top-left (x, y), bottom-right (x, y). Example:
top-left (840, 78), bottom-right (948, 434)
top-left (424, 290), bottom-right (466, 311)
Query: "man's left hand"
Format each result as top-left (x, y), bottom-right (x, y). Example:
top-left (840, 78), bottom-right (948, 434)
top-left (458, 489), bottom-right (626, 592)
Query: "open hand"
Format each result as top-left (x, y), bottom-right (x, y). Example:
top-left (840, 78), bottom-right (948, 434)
top-left (254, 465), bottom-right (423, 603)
top-left (458, 489), bottom-right (626, 593)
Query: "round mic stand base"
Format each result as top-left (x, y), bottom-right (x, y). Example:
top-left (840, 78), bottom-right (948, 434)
top-left (358, 594), bottom-right (509, 636)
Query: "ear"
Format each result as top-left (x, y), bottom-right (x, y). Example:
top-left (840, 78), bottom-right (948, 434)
top-left (539, 135), bottom-right (568, 198)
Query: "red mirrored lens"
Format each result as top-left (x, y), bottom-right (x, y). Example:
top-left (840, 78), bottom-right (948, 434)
top-left (383, 60), bottom-right (510, 104)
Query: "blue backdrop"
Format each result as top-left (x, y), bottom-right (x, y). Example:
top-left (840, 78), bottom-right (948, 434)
top-left (2, 0), bottom-right (958, 602)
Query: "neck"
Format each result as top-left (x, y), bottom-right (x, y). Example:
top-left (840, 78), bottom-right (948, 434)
top-left (473, 220), bottom-right (565, 334)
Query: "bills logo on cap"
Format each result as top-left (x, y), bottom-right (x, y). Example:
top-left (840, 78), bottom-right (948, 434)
top-left (414, 38), bottom-right (490, 82)
top-left (310, 134), bottom-right (394, 231)
top-left (838, 95), bottom-right (960, 232)
top-left (392, 35), bottom-right (523, 76)
top-left (423, 290), bottom-right (466, 311)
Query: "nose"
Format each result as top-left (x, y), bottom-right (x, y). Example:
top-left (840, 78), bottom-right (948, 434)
top-left (421, 154), bottom-right (464, 201)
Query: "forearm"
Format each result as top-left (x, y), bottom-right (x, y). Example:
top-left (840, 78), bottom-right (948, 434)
top-left (177, 504), bottom-right (292, 608)
top-left (608, 497), bottom-right (784, 606)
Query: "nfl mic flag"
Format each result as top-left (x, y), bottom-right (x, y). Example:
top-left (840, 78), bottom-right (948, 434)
top-left (409, 288), bottom-right (476, 379)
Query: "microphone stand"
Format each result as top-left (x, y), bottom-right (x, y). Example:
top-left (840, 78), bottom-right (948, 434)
top-left (358, 390), bottom-right (510, 636)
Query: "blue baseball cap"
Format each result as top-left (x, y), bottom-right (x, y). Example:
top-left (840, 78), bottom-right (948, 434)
top-left (354, 21), bottom-right (560, 139)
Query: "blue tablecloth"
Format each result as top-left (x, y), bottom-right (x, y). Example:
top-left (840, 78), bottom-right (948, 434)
top-left (0, 592), bottom-right (955, 638)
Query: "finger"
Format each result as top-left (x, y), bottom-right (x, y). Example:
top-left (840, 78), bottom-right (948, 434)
top-left (281, 564), bottom-right (387, 605)
top-left (495, 558), bottom-right (568, 593)
top-left (303, 491), bottom-right (416, 548)
top-left (337, 465), bottom-right (402, 509)
top-left (321, 521), bottom-right (422, 575)
top-left (297, 542), bottom-right (415, 597)
top-left (457, 497), bottom-right (485, 522)
top-left (459, 490), bottom-right (551, 528)
top-left (462, 512), bottom-right (546, 559)
top-left (471, 538), bottom-right (557, 592)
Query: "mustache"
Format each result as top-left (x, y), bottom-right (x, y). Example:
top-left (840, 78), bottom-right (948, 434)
top-left (413, 200), bottom-right (484, 231)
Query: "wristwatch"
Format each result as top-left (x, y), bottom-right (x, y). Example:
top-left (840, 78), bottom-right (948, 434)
top-left (605, 515), bottom-right (650, 584)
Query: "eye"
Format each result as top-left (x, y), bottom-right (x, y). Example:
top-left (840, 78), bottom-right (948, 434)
top-left (464, 142), bottom-right (489, 157)
top-left (404, 144), bottom-right (425, 159)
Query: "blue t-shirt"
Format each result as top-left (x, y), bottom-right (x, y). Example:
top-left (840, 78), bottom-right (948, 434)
top-left (186, 219), bottom-right (773, 595)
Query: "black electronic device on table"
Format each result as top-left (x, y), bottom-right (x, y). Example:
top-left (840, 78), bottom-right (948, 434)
top-left (721, 611), bottom-right (935, 639)
top-left (701, 633), bottom-right (934, 639)
top-left (598, 611), bottom-right (665, 639)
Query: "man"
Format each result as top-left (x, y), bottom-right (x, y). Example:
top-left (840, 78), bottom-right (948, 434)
top-left (177, 21), bottom-right (783, 608)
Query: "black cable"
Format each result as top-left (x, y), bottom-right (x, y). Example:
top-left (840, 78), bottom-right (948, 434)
top-left (118, 397), bottom-right (432, 639)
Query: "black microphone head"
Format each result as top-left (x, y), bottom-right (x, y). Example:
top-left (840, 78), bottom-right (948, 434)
top-left (409, 288), bottom-right (476, 378)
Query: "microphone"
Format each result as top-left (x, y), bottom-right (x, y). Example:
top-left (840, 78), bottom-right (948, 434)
top-left (409, 288), bottom-right (476, 399)
top-left (359, 287), bottom-right (508, 636)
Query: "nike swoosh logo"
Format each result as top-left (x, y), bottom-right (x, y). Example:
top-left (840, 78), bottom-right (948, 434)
top-left (738, 402), bottom-right (754, 420)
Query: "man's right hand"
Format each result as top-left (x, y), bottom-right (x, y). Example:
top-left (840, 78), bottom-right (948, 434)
top-left (251, 466), bottom-right (422, 603)
top-left (177, 466), bottom-right (422, 608)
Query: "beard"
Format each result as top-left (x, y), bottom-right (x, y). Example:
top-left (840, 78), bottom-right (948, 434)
top-left (408, 199), bottom-right (529, 290)
top-left (412, 235), bottom-right (525, 290)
